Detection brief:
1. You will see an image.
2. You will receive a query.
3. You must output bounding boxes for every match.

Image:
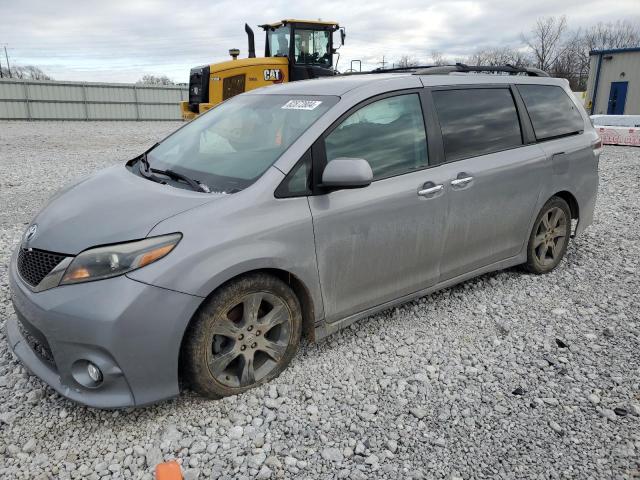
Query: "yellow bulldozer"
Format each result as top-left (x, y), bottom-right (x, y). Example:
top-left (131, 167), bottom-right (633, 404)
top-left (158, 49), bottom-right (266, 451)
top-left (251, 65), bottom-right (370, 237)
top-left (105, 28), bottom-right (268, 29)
top-left (180, 19), bottom-right (345, 120)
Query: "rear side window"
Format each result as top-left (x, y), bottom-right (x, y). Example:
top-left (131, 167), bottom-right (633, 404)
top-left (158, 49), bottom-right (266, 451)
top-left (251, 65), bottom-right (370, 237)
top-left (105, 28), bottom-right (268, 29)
top-left (517, 85), bottom-right (584, 141)
top-left (324, 94), bottom-right (428, 180)
top-left (433, 88), bottom-right (522, 162)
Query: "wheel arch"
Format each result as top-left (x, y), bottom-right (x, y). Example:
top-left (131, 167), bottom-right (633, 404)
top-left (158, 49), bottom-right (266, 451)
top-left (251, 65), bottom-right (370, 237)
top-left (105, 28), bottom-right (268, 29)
top-left (260, 268), bottom-right (317, 342)
top-left (553, 190), bottom-right (579, 220)
top-left (177, 267), bottom-right (317, 383)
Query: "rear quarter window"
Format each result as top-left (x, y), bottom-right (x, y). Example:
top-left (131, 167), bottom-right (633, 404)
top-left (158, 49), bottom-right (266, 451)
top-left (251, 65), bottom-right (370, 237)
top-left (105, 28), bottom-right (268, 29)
top-left (517, 84), bottom-right (584, 141)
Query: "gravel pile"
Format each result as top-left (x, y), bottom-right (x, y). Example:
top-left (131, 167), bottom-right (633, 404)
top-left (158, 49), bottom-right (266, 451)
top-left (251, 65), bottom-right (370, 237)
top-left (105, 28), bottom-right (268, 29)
top-left (1, 121), bottom-right (639, 480)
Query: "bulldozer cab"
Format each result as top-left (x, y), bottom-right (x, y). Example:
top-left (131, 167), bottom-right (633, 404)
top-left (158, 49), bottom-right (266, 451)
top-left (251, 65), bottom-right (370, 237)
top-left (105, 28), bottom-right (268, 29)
top-left (260, 20), bottom-right (342, 81)
top-left (181, 19), bottom-right (344, 120)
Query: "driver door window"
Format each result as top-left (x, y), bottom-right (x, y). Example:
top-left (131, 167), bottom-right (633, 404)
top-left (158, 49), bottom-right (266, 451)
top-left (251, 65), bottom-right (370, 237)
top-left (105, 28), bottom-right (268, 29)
top-left (324, 94), bottom-right (428, 180)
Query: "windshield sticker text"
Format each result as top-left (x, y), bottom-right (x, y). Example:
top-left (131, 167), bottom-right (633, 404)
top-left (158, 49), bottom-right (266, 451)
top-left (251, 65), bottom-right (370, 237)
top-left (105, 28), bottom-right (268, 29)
top-left (281, 100), bottom-right (323, 111)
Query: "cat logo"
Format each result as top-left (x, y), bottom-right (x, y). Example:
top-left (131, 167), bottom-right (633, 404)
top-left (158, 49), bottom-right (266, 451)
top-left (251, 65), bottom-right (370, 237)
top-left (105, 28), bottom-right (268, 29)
top-left (263, 69), bottom-right (283, 83)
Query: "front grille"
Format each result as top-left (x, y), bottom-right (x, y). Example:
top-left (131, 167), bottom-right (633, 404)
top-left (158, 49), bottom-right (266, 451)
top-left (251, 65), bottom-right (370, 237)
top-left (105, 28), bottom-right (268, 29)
top-left (222, 74), bottom-right (246, 101)
top-left (17, 248), bottom-right (67, 287)
top-left (188, 65), bottom-right (210, 112)
top-left (188, 71), bottom-right (202, 103)
top-left (16, 314), bottom-right (56, 368)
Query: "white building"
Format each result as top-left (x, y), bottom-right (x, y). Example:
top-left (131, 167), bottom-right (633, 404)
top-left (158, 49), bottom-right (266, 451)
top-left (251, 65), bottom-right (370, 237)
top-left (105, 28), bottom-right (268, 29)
top-left (586, 47), bottom-right (640, 115)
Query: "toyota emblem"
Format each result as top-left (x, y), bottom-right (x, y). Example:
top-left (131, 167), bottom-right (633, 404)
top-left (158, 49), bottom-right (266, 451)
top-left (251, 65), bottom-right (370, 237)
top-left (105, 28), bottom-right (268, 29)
top-left (24, 224), bottom-right (38, 243)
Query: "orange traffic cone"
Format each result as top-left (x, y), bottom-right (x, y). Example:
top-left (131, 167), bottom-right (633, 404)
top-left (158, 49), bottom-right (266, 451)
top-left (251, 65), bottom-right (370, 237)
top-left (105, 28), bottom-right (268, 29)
top-left (155, 461), bottom-right (183, 480)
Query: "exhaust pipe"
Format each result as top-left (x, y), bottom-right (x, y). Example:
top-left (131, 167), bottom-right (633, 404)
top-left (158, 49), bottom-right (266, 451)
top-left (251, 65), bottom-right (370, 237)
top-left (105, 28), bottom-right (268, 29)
top-left (245, 23), bottom-right (256, 58)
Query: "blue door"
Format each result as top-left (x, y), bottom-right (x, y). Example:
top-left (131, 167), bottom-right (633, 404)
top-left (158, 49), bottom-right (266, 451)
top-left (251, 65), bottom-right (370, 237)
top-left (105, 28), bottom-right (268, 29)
top-left (607, 81), bottom-right (628, 115)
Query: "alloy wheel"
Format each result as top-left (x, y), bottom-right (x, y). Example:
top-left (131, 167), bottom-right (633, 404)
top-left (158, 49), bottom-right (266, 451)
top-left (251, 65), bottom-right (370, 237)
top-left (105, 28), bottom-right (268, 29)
top-left (207, 292), bottom-right (292, 388)
top-left (533, 206), bottom-right (568, 267)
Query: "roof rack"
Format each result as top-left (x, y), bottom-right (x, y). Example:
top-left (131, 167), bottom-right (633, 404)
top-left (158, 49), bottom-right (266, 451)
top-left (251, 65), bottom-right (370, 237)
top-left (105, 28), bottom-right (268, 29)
top-left (369, 65), bottom-right (435, 73)
top-left (414, 63), bottom-right (549, 77)
top-left (340, 66), bottom-right (430, 76)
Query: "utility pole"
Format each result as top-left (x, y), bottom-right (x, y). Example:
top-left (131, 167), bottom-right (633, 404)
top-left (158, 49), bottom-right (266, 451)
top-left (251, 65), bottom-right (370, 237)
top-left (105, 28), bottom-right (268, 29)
top-left (0, 53), bottom-right (3, 78)
top-left (4, 46), bottom-right (12, 78)
top-left (378, 56), bottom-right (387, 70)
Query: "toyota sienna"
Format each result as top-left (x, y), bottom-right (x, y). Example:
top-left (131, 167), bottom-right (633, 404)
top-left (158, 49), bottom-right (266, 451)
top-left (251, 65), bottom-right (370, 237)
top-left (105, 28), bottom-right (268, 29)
top-left (7, 65), bottom-right (600, 408)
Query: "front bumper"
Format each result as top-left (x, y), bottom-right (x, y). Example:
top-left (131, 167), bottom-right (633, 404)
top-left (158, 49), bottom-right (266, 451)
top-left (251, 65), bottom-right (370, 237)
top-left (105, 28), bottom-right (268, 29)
top-left (180, 100), bottom-right (215, 120)
top-left (7, 251), bottom-right (202, 408)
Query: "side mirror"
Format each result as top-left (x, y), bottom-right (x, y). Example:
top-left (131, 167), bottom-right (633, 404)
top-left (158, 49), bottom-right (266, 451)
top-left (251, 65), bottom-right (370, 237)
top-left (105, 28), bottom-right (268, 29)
top-left (321, 158), bottom-right (373, 189)
top-left (340, 28), bottom-right (346, 46)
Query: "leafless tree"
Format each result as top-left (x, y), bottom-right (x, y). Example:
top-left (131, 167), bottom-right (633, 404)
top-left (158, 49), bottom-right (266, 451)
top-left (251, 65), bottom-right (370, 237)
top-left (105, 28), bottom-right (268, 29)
top-left (583, 19), bottom-right (640, 50)
top-left (465, 46), bottom-right (531, 67)
top-left (395, 55), bottom-right (420, 68)
top-left (549, 30), bottom-right (587, 90)
top-left (415, 16), bottom-right (640, 91)
top-left (574, 20), bottom-right (640, 88)
top-left (522, 16), bottom-right (570, 71)
top-left (136, 74), bottom-right (175, 86)
top-left (21, 65), bottom-right (53, 80)
top-left (430, 51), bottom-right (449, 66)
top-left (0, 65), bottom-right (52, 80)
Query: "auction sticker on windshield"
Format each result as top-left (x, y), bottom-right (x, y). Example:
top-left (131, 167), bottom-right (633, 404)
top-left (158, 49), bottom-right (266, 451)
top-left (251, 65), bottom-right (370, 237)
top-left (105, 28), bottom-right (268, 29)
top-left (282, 100), bottom-right (323, 110)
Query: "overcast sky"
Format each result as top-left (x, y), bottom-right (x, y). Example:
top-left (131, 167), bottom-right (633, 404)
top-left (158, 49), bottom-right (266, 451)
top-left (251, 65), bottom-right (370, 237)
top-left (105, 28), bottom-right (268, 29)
top-left (2, 0), bottom-right (639, 83)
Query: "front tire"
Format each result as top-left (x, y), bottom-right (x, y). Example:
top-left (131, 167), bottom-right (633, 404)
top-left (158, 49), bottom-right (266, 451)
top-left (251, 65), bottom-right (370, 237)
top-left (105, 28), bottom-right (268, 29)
top-left (182, 273), bottom-right (302, 399)
top-left (524, 196), bottom-right (571, 274)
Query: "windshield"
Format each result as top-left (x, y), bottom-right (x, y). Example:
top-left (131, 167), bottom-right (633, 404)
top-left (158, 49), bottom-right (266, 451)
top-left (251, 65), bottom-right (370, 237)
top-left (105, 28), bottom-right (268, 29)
top-left (148, 94), bottom-right (338, 193)
top-left (294, 29), bottom-right (331, 66)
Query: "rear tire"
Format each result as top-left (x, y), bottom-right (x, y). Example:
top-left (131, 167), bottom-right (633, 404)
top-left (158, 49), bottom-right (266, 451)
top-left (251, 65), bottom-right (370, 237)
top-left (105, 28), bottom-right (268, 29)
top-left (182, 273), bottom-right (302, 399)
top-left (524, 196), bottom-right (571, 274)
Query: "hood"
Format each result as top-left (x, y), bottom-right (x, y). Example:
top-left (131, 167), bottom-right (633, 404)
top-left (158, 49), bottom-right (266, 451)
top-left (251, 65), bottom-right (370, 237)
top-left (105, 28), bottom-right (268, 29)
top-left (27, 165), bottom-right (217, 254)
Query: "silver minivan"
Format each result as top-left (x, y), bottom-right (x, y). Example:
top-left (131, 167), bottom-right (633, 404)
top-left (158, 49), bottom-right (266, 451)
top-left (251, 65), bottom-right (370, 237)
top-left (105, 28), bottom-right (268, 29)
top-left (8, 66), bottom-right (600, 408)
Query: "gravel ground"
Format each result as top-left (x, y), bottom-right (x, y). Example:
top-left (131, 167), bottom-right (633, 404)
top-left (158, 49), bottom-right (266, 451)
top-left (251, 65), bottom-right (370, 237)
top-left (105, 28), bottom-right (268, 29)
top-left (0, 121), bottom-right (639, 480)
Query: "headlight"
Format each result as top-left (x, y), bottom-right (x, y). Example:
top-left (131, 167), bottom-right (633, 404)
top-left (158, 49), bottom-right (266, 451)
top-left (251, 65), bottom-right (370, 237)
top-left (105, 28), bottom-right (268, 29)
top-left (60, 233), bottom-right (181, 285)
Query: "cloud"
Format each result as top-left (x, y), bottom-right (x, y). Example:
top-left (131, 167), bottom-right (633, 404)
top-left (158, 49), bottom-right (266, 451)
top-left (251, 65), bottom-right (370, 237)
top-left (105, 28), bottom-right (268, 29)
top-left (2, 0), bottom-right (639, 82)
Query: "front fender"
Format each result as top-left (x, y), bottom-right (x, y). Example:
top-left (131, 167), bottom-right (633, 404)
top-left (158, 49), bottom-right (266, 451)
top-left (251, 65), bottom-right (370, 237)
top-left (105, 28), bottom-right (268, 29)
top-left (126, 174), bottom-right (324, 322)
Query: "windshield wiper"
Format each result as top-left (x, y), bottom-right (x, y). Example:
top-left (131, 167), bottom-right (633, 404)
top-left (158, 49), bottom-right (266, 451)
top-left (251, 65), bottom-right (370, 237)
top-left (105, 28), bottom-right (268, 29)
top-left (150, 167), bottom-right (210, 193)
top-left (138, 151), bottom-right (166, 186)
top-left (138, 155), bottom-right (165, 185)
top-left (136, 145), bottom-right (209, 193)
top-left (139, 143), bottom-right (159, 172)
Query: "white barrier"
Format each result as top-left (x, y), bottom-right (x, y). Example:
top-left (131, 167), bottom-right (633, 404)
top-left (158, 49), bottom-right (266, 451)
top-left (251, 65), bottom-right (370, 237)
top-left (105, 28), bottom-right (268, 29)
top-left (0, 79), bottom-right (188, 121)
top-left (591, 115), bottom-right (640, 127)
top-left (595, 126), bottom-right (640, 147)
top-left (591, 115), bottom-right (640, 146)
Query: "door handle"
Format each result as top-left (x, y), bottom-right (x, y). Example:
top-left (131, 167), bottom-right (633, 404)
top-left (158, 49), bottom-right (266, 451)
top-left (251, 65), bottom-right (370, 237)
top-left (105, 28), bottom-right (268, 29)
top-left (417, 184), bottom-right (444, 197)
top-left (451, 176), bottom-right (473, 187)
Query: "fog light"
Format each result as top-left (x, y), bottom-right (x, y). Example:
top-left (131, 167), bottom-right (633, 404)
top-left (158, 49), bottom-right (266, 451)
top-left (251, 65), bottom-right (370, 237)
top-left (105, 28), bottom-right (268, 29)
top-left (87, 363), bottom-right (103, 383)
